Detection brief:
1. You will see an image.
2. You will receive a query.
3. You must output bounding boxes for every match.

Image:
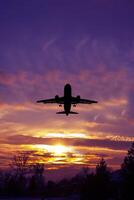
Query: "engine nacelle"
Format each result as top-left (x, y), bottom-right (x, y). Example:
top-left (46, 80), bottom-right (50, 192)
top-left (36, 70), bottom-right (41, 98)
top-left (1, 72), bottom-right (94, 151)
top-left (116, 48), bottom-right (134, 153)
top-left (77, 95), bottom-right (80, 103)
top-left (55, 95), bottom-right (59, 103)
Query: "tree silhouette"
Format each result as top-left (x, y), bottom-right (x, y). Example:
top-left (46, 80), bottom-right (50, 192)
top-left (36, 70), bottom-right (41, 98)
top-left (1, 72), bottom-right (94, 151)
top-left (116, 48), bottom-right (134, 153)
top-left (80, 158), bottom-right (112, 200)
top-left (121, 142), bottom-right (134, 200)
top-left (121, 142), bottom-right (134, 175)
top-left (28, 163), bottom-right (45, 199)
top-left (10, 151), bottom-right (31, 177)
top-left (8, 151), bottom-right (46, 197)
top-left (94, 158), bottom-right (112, 200)
top-left (9, 151), bottom-right (32, 195)
top-left (96, 157), bottom-right (108, 176)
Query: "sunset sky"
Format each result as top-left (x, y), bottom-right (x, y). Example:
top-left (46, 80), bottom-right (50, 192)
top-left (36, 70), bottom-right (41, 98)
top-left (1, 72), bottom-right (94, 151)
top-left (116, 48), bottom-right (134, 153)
top-left (0, 0), bottom-right (134, 180)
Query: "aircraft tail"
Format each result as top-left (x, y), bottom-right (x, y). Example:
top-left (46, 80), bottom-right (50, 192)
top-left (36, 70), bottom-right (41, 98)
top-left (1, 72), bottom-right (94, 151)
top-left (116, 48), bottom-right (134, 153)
top-left (56, 111), bottom-right (78, 115)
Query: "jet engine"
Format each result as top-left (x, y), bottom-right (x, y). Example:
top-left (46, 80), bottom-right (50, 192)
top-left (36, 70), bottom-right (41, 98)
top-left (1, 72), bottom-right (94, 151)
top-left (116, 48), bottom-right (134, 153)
top-left (55, 95), bottom-right (59, 103)
top-left (77, 95), bottom-right (80, 103)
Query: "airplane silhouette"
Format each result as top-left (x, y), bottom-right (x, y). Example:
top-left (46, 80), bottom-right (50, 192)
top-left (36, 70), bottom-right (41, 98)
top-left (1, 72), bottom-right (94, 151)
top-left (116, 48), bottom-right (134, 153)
top-left (37, 84), bottom-right (98, 116)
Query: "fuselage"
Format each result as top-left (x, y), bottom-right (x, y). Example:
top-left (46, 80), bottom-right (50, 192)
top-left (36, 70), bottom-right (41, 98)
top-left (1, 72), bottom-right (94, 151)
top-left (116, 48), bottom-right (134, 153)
top-left (64, 84), bottom-right (72, 115)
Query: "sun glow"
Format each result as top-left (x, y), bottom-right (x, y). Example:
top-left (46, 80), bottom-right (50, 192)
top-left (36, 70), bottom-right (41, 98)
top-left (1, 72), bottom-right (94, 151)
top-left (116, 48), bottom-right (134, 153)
top-left (35, 144), bottom-right (72, 156)
top-left (52, 145), bottom-right (70, 155)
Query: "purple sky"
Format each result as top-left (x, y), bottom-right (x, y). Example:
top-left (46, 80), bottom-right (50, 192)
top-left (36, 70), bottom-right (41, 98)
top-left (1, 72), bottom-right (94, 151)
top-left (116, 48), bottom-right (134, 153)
top-left (0, 0), bottom-right (134, 180)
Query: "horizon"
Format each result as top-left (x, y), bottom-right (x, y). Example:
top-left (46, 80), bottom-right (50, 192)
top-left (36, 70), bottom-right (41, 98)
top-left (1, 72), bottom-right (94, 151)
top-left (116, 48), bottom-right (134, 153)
top-left (0, 0), bottom-right (134, 181)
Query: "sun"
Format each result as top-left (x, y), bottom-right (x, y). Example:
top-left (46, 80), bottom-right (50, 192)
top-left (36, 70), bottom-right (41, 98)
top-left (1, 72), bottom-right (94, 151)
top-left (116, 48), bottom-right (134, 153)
top-left (52, 145), bottom-right (70, 155)
top-left (34, 144), bottom-right (72, 156)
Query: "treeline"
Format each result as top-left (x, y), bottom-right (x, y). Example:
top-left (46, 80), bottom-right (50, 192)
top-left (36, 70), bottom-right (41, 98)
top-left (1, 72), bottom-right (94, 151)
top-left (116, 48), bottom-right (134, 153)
top-left (0, 152), bottom-right (45, 197)
top-left (0, 143), bottom-right (134, 200)
top-left (81, 142), bottom-right (134, 200)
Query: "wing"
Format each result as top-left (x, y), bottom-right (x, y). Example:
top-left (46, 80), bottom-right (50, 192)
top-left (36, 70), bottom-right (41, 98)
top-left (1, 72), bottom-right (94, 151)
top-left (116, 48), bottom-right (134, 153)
top-left (71, 97), bottom-right (98, 104)
top-left (37, 97), bottom-right (64, 104)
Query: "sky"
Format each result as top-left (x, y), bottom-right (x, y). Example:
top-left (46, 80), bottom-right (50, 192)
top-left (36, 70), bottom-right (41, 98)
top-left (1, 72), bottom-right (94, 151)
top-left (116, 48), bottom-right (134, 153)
top-left (0, 0), bottom-right (134, 180)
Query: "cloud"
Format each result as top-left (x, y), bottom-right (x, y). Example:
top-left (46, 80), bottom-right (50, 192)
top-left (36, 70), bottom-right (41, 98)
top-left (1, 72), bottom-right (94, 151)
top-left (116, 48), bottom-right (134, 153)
top-left (5, 134), bottom-right (132, 151)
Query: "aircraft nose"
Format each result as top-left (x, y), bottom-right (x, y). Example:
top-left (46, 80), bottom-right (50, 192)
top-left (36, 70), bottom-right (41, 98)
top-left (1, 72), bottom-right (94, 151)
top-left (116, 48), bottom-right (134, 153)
top-left (65, 83), bottom-right (71, 88)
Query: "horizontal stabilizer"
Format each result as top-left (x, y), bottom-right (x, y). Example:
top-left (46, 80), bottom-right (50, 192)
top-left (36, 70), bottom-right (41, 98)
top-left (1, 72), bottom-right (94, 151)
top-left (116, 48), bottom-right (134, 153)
top-left (69, 111), bottom-right (78, 114)
top-left (56, 111), bottom-right (66, 114)
top-left (56, 111), bottom-right (78, 114)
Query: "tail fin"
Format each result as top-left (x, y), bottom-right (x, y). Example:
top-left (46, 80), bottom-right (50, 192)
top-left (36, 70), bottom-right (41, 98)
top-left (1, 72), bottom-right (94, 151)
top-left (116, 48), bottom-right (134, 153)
top-left (56, 111), bottom-right (78, 114)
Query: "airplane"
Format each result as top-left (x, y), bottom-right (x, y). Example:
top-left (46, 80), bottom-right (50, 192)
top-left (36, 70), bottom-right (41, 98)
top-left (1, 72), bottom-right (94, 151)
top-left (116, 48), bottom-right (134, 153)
top-left (36, 83), bottom-right (98, 116)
